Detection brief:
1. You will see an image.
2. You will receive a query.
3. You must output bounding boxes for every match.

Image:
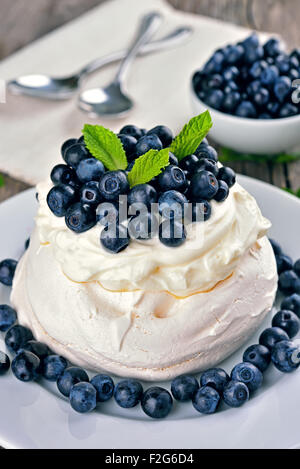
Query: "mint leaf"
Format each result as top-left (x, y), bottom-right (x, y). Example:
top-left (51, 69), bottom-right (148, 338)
top-left (82, 124), bottom-right (127, 171)
top-left (127, 148), bottom-right (170, 188)
top-left (170, 111), bottom-right (213, 161)
top-left (0, 173), bottom-right (4, 188)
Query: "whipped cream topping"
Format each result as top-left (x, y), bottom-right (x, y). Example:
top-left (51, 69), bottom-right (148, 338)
top-left (11, 233), bottom-right (277, 381)
top-left (36, 179), bottom-right (270, 297)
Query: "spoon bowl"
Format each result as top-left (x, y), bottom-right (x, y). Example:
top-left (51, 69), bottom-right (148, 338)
top-left (8, 74), bottom-right (81, 100)
top-left (78, 83), bottom-right (134, 117)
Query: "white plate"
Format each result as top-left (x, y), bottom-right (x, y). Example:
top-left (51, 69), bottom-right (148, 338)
top-left (0, 175), bottom-right (300, 449)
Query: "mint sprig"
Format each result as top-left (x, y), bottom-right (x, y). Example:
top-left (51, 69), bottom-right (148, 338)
top-left (82, 124), bottom-right (128, 171)
top-left (127, 148), bottom-right (170, 188)
top-left (0, 173), bottom-right (4, 188)
top-left (170, 111), bottom-right (213, 161)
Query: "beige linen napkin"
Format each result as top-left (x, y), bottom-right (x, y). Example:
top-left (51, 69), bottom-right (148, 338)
top-left (0, 0), bottom-right (257, 185)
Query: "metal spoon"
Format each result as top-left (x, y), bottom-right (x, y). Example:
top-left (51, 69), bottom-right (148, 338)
top-left (7, 25), bottom-right (192, 101)
top-left (77, 12), bottom-right (163, 118)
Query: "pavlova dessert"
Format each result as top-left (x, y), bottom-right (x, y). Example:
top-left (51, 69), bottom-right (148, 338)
top-left (11, 112), bottom-right (278, 382)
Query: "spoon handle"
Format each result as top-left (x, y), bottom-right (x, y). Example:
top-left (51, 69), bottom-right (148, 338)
top-left (78, 26), bottom-right (193, 78)
top-left (112, 11), bottom-right (162, 85)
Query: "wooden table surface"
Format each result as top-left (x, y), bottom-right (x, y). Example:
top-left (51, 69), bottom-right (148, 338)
top-left (0, 0), bottom-right (299, 450)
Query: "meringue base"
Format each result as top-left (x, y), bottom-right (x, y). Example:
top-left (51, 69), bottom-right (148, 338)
top-left (11, 230), bottom-right (277, 381)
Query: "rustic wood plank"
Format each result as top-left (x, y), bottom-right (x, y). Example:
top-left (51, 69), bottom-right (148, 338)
top-left (0, 173), bottom-right (31, 203)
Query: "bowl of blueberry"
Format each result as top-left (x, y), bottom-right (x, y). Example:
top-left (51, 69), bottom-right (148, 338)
top-left (191, 33), bottom-right (300, 155)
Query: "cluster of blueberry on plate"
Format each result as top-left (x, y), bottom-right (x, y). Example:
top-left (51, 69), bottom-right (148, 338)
top-left (46, 123), bottom-right (236, 253)
top-left (193, 33), bottom-right (300, 119)
top-left (0, 238), bottom-right (299, 417)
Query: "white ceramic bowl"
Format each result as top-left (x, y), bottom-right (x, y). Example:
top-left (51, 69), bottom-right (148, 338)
top-left (190, 83), bottom-right (300, 155)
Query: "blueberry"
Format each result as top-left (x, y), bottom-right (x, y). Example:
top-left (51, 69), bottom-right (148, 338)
top-left (264, 38), bottom-right (284, 58)
top-left (222, 91), bottom-right (241, 114)
top-left (200, 368), bottom-right (229, 393)
top-left (225, 44), bottom-right (244, 64)
top-left (0, 259), bottom-right (17, 286)
top-left (294, 259), bottom-right (300, 277)
top-left (267, 101), bottom-right (280, 117)
top-left (204, 89), bottom-right (224, 110)
top-left (271, 340), bottom-right (300, 373)
top-left (171, 375), bottom-right (199, 402)
top-left (269, 238), bottom-right (282, 256)
top-left (159, 219), bottom-right (186, 248)
top-left (197, 158), bottom-right (219, 177)
top-left (80, 181), bottom-right (102, 207)
top-left (253, 88), bottom-right (270, 107)
top-left (290, 55), bottom-right (300, 69)
top-left (70, 382), bottom-right (97, 413)
top-left (214, 180), bottom-right (229, 202)
top-left (247, 80), bottom-right (262, 97)
top-left (11, 351), bottom-right (40, 382)
top-left (50, 164), bottom-right (79, 187)
top-left (99, 170), bottom-right (129, 201)
top-left (100, 224), bottom-right (130, 253)
top-left (47, 184), bottom-right (77, 217)
top-left (22, 341), bottom-right (50, 361)
top-left (65, 203), bottom-right (96, 233)
top-left (259, 327), bottom-right (289, 350)
top-left (206, 73), bottom-right (224, 89)
top-left (77, 135), bottom-right (85, 144)
top-left (147, 126), bottom-right (173, 148)
top-left (0, 351), bottom-right (10, 375)
top-left (90, 374), bottom-right (114, 402)
top-left (274, 76), bottom-right (292, 102)
top-left (242, 33), bottom-right (260, 50)
top-left (126, 161), bottom-right (135, 173)
top-left (249, 60), bottom-right (267, 79)
top-left (141, 387), bottom-right (173, 419)
top-left (128, 184), bottom-right (157, 210)
top-left (57, 366), bottom-right (89, 397)
top-left (5, 325), bottom-right (33, 353)
top-left (168, 152), bottom-right (178, 165)
top-left (281, 294), bottom-right (300, 318)
top-left (118, 134), bottom-right (137, 161)
top-left (278, 270), bottom-right (300, 294)
top-left (261, 66), bottom-right (279, 86)
top-left (275, 55), bottom-right (291, 74)
top-left (191, 170), bottom-right (219, 201)
top-left (218, 166), bottom-right (236, 188)
top-left (76, 158), bottom-right (105, 183)
top-left (158, 190), bottom-right (187, 220)
top-left (158, 166), bottom-right (187, 192)
top-left (235, 101), bottom-right (257, 118)
top-left (42, 354), bottom-right (68, 381)
top-left (244, 46), bottom-right (264, 65)
top-left (231, 362), bottom-right (263, 393)
top-left (195, 145), bottom-right (218, 163)
top-left (203, 51), bottom-right (224, 74)
top-left (136, 135), bottom-right (163, 156)
top-left (272, 310), bottom-right (300, 339)
top-left (224, 80), bottom-right (239, 93)
top-left (259, 113), bottom-right (272, 120)
top-left (0, 305), bottom-right (17, 332)
top-left (189, 200), bottom-right (212, 223)
top-left (276, 254), bottom-right (293, 274)
top-left (119, 125), bottom-right (143, 141)
top-left (279, 104), bottom-right (298, 118)
top-left (243, 344), bottom-right (271, 372)
top-left (192, 386), bottom-right (220, 414)
top-left (289, 68), bottom-right (299, 81)
top-left (63, 143), bottom-right (90, 169)
top-left (128, 212), bottom-right (158, 241)
top-left (179, 154), bottom-right (199, 173)
top-left (114, 379), bottom-right (143, 408)
top-left (223, 380), bottom-right (249, 408)
top-left (61, 138), bottom-right (77, 158)
top-left (24, 238), bottom-right (30, 250)
top-left (96, 202), bottom-right (119, 226)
